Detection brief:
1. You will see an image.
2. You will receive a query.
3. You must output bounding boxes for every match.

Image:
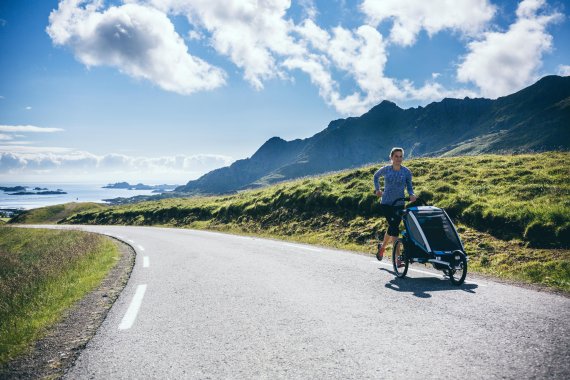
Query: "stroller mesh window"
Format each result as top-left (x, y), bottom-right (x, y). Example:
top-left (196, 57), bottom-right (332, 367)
top-left (404, 214), bottom-right (427, 250)
top-left (413, 211), bottom-right (462, 251)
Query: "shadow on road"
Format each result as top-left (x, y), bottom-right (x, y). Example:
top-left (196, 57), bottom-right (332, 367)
top-left (380, 268), bottom-right (478, 298)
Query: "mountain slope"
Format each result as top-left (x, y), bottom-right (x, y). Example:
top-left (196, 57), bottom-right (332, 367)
top-left (177, 75), bottom-right (570, 194)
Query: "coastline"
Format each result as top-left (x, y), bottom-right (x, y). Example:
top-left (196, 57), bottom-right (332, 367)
top-left (0, 183), bottom-right (158, 211)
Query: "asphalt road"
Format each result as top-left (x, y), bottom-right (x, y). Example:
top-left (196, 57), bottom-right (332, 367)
top-left (34, 225), bottom-right (570, 379)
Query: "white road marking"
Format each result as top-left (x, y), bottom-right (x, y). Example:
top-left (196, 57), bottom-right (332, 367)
top-left (138, 245), bottom-right (145, 251)
top-left (119, 284), bottom-right (147, 330)
top-left (229, 235), bottom-right (254, 240)
top-left (373, 260), bottom-right (486, 286)
top-left (128, 239), bottom-right (134, 244)
top-left (143, 256), bottom-right (149, 268)
top-left (284, 243), bottom-right (322, 252)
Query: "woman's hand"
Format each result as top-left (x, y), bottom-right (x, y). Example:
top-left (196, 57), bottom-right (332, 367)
top-left (409, 195), bottom-right (417, 202)
top-left (375, 190), bottom-right (383, 198)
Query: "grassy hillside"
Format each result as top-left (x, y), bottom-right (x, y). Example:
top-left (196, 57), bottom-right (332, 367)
top-left (0, 227), bottom-right (119, 364)
top-left (8, 202), bottom-right (106, 224)
top-left (62, 152), bottom-right (569, 291)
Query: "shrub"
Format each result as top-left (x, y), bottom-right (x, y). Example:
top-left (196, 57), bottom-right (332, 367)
top-left (556, 224), bottom-right (570, 248)
top-left (336, 194), bottom-right (359, 212)
top-left (524, 221), bottom-right (557, 247)
top-left (357, 193), bottom-right (377, 215)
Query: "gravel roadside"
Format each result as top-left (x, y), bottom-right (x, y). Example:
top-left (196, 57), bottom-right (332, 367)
top-left (0, 238), bottom-right (135, 379)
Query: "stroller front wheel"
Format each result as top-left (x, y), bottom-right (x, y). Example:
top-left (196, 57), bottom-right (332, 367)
top-left (392, 239), bottom-right (409, 278)
top-left (449, 251), bottom-right (467, 286)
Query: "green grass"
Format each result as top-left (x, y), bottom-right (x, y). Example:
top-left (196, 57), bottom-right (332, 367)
top-left (8, 202), bottom-right (106, 225)
top-left (64, 153), bottom-right (570, 245)
top-left (58, 152), bottom-right (570, 292)
top-left (0, 227), bottom-right (119, 364)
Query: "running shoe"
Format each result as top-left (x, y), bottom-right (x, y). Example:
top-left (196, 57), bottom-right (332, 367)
top-left (376, 244), bottom-right (384, 261)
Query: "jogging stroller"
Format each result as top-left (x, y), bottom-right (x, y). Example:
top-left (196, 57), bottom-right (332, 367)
top-left (391, 198), bottom-right (468, 285)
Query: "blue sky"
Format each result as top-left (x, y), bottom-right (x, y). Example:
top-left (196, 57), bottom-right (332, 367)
top-left (1, 0), bottom-right (569, 183)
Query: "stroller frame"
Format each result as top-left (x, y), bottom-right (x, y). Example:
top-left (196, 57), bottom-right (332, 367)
top-left (390, 198), bottom-right (468, 285)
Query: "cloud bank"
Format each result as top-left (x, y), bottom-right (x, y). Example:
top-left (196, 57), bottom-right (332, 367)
top-left (0, 124), bottom-right (231, 182)
top-left (0, 148), bottom-right (233, 182)
top-left (47, 0), bottom-right (564, 114)
top-left (0, 125), bottom-right (64, 133)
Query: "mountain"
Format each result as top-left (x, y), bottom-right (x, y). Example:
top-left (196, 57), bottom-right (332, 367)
top-left (177, 75), bottom-right (570, 194)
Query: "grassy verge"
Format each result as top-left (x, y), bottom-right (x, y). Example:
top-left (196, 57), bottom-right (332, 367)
top-left (63, 153), bottom-right (570, 247)
top-left (0, 227), bottom-right (119, 364)
top-left (8, 202), bottom-right (106, 224)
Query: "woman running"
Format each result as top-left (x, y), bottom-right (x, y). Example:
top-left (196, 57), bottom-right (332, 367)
top-left (373, 147), bottom-right (416, 262)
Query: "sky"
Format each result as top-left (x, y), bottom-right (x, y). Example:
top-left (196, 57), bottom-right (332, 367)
top-left (1, 0), bottom-right (569, 184)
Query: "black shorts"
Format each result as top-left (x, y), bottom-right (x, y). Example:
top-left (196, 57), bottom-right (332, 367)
top-left (379, 204), bottom-right (404, 237)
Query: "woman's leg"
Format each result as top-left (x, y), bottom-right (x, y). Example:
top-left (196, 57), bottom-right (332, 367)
top-left (377, 232), bottom-right (396, 260)
top-left (377, 206), bottom-right (403, 260)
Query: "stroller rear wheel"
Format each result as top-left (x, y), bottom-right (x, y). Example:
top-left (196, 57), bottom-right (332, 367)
top-left (449, 251), bottom-right (467, 286)
top-left (392, 239), bottom-right (409, 278)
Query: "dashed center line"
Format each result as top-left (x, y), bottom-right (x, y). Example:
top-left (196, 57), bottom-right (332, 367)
top-left (127, 239), bottom-right (134, 244)
top-left (143, 256), bottom-right (149, 268)
top-left (138, 245), bottom-right (145, 251)
top-left (119, 284), bottom-right (147, 330)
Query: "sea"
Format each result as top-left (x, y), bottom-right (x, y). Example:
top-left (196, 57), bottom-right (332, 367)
top-left (0, 182), bottom-right (159, 210)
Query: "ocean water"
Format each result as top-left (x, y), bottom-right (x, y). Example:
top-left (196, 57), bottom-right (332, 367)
top-left (0, 183), bottom-right (158, 210)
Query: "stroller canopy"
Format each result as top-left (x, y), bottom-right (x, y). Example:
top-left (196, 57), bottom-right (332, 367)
top-left (404, 206), bottom-right (463, 252)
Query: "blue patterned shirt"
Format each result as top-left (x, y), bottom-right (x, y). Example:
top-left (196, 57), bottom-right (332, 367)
top-left (373, 165), bottom-right (415, 206)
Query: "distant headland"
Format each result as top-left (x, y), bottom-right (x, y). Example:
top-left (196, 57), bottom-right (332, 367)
top-left (0, 186), bottom-right (67, 195)
top-left (103, 182), bottom-right (179, 193)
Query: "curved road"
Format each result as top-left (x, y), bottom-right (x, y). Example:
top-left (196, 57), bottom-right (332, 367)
top-left (37, 226), bottom-right (570, 378)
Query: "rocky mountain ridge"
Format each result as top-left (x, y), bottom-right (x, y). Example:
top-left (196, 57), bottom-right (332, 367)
top-left (177, 75), bottom-right (570, 195)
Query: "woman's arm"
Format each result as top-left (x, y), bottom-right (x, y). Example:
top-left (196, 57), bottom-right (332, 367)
top-left (373, 167), bottom-right (385, 193)
top-left (406, 170), bottom-right (417, 202)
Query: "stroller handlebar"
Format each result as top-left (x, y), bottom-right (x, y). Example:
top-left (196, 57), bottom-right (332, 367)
top-left (388, 197), bottom-right (426, 207)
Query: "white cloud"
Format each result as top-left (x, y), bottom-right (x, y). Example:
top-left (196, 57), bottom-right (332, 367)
top-left (150, 0), bottom-right (302, 90)
top-left (400, 79), bottom-right (477, 103)
top-left (360, 0), bottom-right (495, 46)
top-left (0, 146), bottom-right (73, 154)
top-left (0, 125), bottom-right (64, 133)
top-left (47, 0), bottom-right (226, 95)
top-left (0, 134), bottom-right (13, 140)
top-left (45, 0), bottom-right (561, 116)
top-left (289, 20), bottom-right (473, 114)
top-left (558, 65), bottom-right (570, 76)
top-left (299, 0), bottom-right (318, 20)
top-left (25, 106), bottom-right (32, 110)
top-left (457, 0), bottom-right (562, 98)
top-left (158, 0), bottom-right (483, 114)
top-left (0, 147), bottom-right (233, 182)
top-left (187, 29), bottom-right (203, 41)
top-left (3, 141), bottom-right (34, 145)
